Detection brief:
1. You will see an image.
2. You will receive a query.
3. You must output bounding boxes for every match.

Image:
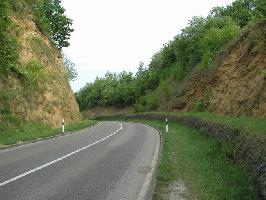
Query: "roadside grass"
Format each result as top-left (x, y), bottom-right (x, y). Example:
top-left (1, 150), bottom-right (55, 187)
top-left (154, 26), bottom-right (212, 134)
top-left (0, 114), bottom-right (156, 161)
top-left (149, 112), bottom-right (266, 134)
top-left (0, 119), bottom-right (96, 146)
top-left (131, 119), bottom-right (260, 200)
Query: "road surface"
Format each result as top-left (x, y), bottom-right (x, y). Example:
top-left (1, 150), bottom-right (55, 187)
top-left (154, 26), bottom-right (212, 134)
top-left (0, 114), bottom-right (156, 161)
top-left (0, 122), bottom-right (160, 200)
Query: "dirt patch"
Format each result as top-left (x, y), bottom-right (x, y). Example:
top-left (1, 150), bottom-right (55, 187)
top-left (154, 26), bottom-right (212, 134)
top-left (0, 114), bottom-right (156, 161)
top-left (0, 144), bottom-right (8, 149)
top-left (82, 106), bottom-right (133, 119)
top-left (165, 180), bottom-right (190, 200)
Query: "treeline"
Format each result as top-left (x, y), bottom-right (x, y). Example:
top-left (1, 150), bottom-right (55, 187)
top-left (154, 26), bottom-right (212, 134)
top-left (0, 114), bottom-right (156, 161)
top-left (76, 68), bottom-right (157, 110)
top-left (76, 0), bottom-right (266, 111)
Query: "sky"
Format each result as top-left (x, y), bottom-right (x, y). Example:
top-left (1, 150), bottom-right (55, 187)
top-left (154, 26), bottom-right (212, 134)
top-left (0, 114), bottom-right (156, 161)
top-left (61, 0), bottom-right (234, 92)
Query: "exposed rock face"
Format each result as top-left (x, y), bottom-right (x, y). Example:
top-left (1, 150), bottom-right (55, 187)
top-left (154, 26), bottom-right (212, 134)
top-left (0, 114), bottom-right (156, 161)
top-left (4, 12), bottom-right (80, 127)
top-left (208, 21), bottom-right (266, 116)
top-left (177, 20), bottom-right (266, 117)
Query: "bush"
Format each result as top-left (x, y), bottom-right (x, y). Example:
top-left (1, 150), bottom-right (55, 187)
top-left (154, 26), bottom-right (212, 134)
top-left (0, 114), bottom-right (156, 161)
top-left (263, 70), bottom-right (266, 78)
top-left (0, 90), bottom-right (12, 115)
top-left (13, 60), bottom-right (44, 86)
top-left (0, 0), bottom-right (19, 77)
top-left (193, 99), bottom-right (206, 112)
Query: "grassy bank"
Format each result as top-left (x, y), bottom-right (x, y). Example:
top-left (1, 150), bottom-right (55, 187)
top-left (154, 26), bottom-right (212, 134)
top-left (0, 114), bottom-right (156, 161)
top-left (131, 119), bottom-right (260, 200)
top-left (148, 112), bottom-right (266, 134)
top-left (0, 119), bottom-right (96, 146)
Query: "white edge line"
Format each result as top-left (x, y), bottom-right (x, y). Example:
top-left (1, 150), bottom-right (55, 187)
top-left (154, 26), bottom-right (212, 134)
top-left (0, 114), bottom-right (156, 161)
top-left (137, 126), bottom-right (160, 200)
top-left (0, 122), bottom-right (101, 153)
top-left (0, 123), bottom-right (123, 187)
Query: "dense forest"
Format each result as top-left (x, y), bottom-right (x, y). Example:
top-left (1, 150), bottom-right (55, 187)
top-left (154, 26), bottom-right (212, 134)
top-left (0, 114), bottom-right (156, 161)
top-left (76, 0), bottom-right (266, 112)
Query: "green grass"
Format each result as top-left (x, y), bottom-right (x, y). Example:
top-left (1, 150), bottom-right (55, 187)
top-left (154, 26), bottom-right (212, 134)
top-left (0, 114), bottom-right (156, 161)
top-left (29, 36), bottom-right (55, 64)
top-left (0, 119), bottom-right (96, 146)
top-left (149, 111), bottom-right (266, 134)
top-left (130, 119), bottom-right (260, 200)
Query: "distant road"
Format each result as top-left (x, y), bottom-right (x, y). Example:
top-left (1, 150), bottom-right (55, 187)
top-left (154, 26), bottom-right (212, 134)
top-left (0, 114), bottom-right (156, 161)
top-left (0, 122), bottom-right (159, 200)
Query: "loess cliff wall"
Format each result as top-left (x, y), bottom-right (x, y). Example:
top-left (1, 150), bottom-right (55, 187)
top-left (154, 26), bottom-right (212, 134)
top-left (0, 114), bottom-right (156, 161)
top-left (173, 20), bottom-right (266, 117)
top-left (0, 9), bottom-right (80, 127)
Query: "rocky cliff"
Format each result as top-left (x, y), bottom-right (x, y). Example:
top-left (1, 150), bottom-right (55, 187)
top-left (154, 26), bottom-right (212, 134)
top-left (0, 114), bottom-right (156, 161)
top-left (0, 5), bottom-right (80, 128)
top-left (174, 20), bottom-right (266, 117)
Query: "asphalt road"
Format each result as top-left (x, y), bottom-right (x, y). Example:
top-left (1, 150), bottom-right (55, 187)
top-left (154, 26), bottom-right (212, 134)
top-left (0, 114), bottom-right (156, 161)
top-left (0, 122), bottom-right (160, 200)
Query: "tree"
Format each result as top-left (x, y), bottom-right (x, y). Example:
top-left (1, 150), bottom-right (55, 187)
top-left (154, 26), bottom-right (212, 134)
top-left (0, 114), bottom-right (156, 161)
top-left (63, 55), bottom-right (77, 81)
top-left (44, 0), bottom-right (74, 50)
top-left (210, 0), bottom-right (266, 27)
top-left (199, 16), bottom-right (240, 68)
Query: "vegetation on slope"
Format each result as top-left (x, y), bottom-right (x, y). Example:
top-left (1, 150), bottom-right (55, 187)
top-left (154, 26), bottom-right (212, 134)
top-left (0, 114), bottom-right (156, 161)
top-left (0, 0), bottom-right (79, 133)
top-left (0, 0), bottom-right (19, 78)
top-left (151, 111), bottom-right (266, 134)
top-left (9, 0), bottom-right (73, 50)
top-left (0, 0), bottom-right (76, 81)
top-left (76, 0), bottom-right (266, 115)
top-left (0, 119), bottom-right (96, 146)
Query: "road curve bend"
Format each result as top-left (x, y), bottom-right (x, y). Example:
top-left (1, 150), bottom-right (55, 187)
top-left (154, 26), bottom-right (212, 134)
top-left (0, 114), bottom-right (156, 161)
top-left (0, 122), bottom-right (160, 200)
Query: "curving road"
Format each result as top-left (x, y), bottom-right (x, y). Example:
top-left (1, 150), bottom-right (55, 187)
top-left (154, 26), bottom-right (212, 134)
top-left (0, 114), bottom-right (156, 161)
top-left (0, 122), bottom-right (160, 200)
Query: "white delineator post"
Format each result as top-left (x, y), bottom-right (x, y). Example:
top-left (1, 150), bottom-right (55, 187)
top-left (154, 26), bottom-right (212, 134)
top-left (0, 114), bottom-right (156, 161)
top-left (62, 119), bottom-right (65, 133)
top-left (166, 118), bottom-right (168, 133)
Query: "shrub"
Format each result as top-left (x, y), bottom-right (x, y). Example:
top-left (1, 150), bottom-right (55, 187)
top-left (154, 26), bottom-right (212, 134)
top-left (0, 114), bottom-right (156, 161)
top-left (193, 99), bottom-right (206, 112)
top-left (263, 70), bottom-right (266, 79)
top-left (13, 60), bottom-right (44, 86)
top-left (0, 0), bottom-right (19, 77)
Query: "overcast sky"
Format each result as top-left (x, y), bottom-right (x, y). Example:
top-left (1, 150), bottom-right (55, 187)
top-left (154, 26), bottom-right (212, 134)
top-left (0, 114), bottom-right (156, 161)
top-left (61, 0), bottom-right (234, 92)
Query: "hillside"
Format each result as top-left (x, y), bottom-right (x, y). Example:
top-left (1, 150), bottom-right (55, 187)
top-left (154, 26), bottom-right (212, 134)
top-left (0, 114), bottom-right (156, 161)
top-left (169, 20), bottom-right (266, 116)
top-left (76, 0), bottom-right (265, 118)
top-left (0, 0), bottom-right (80, 130)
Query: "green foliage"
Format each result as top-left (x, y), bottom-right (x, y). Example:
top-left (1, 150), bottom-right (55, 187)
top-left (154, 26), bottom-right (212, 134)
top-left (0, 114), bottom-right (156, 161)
top-left (0, 0), bottom-right (19, 77)
top-left (76, 0), bottom-right (265, 112)
top-left (0, 36), bottom-right (19, 76)
top-left (10, 0), bottom-right (73, 50)
top-left (43, 0), bottom-right (74, 49)
top-left (13, 60), bottom-right (44, 86)
top-left (63, 55), bottom-right (78, 81)
top-left (135, 93), bottom-right (159, 112)
top-left (198, 17), bottom-right (240, 69)
top-left (129, 120), bottom-right (260, 199)
top-left (8, 0), bottom-right (29, 15)
top-left (263, 70), bottom-right (266, 78)
top-left (0, 114), bottom-right (23, 133)
top-left (0, 119), bottom-right (96, 145)
top-left (0, 90), bottom-right (12, 115)
top-left (135, 62), bottom-right (160, 96)
top-left (76, 71), bottom-right (137, 110)
top-left (29, 36), bottom-right (55, 64)
top-left (20, 0), bottom-right (51, 35)
top-left (0, 0), bottom-right (10, 33)
top-left (23, 60), bottom-right (44, 84)
top-left (193, 99), bottom-right (206, 112)
top-left (1, 0), bottom-right (73, 80)
top-left (210, 0), bottom-right (266, 27)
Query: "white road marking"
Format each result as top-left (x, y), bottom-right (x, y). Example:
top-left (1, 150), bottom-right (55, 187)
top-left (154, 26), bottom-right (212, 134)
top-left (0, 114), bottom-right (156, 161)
top-left (0, 123), bottom-right (123, 187)
top-left (137, 125), bottom-right (160, 200)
